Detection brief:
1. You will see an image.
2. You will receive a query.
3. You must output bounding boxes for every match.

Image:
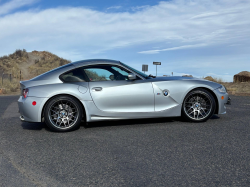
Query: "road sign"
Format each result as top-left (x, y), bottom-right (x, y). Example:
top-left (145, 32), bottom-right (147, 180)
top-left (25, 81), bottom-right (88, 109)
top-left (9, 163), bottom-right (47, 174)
top-left (142, 64), bottom-right (148, 73)
top-left (153, 62), bottom-right (161, 76)
top-left (153, 62), bottom-right (161, 65)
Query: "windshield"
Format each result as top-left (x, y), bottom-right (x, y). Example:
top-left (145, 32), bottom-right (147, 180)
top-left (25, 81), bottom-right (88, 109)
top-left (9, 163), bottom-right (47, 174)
top-left (120, 62), bottom-right (150, 79)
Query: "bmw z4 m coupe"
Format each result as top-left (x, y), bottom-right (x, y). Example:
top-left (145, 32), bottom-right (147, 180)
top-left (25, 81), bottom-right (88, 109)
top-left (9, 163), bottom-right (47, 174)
top-left (18, 59), bottom-right (231, 132)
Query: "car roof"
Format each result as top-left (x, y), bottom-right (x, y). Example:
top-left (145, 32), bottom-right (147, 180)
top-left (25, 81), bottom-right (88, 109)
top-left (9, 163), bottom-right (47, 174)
top-left (72, 59), bottom-right (121, 67)
top-left (29, 59), bottom-right (121, 82)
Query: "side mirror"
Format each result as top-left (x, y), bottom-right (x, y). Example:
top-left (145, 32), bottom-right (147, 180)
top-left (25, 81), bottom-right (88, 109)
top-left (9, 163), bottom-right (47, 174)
top-left (128, 73), bottom-right (136, 80)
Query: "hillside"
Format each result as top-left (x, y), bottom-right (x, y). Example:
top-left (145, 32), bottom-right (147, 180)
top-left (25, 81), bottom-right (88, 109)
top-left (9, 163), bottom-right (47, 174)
top-left (0, 49), bottom-right (70, 94)
top-left (28, 51), bottom-right (70, 79)
top-left (0, 49), bottom-right (29, 79)
top-left (0, 49), bottom-right (70, 80)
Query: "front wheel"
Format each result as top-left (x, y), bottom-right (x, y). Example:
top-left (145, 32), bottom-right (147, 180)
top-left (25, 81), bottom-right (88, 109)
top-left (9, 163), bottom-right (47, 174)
top-left (182, 89), bottom-right (216, 122)
top-left (44, 96), bottom-right (83, 132)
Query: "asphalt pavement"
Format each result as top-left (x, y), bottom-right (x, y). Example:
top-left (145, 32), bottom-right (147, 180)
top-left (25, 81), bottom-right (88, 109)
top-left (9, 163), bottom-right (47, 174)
top-left (0, 95), bottom-right (250, 187)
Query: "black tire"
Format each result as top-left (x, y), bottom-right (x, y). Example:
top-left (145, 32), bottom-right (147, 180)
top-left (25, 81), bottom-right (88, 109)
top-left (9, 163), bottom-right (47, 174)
top-left (181, 88), bottom-right (216, 122)
top-left (44, 95), bottom-right (83, 132)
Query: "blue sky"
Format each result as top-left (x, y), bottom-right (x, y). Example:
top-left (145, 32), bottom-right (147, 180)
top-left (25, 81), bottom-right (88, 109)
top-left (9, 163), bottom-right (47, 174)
top-left (0, 0), bottom-right (163, 12)
top-left (0, 0), bottom-right (250, 81)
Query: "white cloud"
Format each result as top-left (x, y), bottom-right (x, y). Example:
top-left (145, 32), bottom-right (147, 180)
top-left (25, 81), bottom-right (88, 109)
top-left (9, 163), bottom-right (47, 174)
top-left (0, 0), bottom-right (249, 82)
top-left (0, 0), bottom-right (36, 15)
top-left (138, 44), bottom-right (207, 54)
top-left (190, 9), bottom-right (240, 19)
top-left (0, 0), bottom-right (248, 59)
top-left (131, 5), bottom-right (150, 11)
top-left (107, 6), bottom-right (121, 10)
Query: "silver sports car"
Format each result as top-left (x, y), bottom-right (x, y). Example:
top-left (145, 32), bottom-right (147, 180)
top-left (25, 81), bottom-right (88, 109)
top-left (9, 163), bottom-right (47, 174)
top-left (18, 59), bottom-right (230, 132)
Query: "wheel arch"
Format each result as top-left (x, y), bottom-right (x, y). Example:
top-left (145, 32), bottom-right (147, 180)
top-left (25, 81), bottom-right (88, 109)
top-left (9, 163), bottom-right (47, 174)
top-left (183, 87), bottom-right (219, 114)
top-left (41, 94), bottom-right (86, 122)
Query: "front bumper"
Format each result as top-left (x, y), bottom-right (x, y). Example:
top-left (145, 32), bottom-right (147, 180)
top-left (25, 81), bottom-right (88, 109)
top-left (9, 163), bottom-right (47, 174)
top-left (18, 96), bottom-right (48, 122)
top-left (226, 97), bottom-right (231, 105)
top-left (214, 90), bottom-right (230, 114)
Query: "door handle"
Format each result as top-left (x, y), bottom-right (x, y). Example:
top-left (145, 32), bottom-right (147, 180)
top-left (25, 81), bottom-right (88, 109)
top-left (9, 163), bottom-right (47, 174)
top-left (92, 87), bottom-right (102, 92)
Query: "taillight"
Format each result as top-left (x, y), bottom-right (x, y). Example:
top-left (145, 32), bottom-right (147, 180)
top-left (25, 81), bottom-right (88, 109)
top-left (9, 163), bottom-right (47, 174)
top-left (23, 88), bottom-right (29, 98)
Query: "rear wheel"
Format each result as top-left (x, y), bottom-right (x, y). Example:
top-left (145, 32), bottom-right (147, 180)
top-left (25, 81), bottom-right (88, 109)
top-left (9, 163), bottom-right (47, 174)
top-left (44, 96), bottom-right (83, 132)
top-left (182, 89), bottom-right (216, 122)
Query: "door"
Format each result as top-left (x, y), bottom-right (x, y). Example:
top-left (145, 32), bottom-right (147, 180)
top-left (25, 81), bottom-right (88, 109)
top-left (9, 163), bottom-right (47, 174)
top-left (82, 64), bottom-right (154, 113)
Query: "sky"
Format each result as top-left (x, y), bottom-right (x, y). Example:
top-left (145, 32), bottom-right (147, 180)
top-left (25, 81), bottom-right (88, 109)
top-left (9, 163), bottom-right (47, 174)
top-left (0, 0), bottom-right (250, 82)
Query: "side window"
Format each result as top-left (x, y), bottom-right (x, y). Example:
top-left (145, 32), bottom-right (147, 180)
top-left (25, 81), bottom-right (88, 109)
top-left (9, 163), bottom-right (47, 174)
top-left (83, 65), bottom-right (131, 82)
top-left (60, 68), bottom-right (87, 82)
top-left (111, 66), bottom-right (129, 76)
top-left (85, 68), bottom-right (112, 81)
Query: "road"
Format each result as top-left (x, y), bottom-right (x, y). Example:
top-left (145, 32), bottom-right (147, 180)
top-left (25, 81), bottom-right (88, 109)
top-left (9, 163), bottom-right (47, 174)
top-left (0, 95), bottom-right (250, 187)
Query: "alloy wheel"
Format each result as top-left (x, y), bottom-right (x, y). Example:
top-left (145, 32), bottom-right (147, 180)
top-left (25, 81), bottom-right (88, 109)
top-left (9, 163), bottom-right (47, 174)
top-left (183, 92), bottom-right (213, 120)
top-left (48, 99), bottom-right (79, 129)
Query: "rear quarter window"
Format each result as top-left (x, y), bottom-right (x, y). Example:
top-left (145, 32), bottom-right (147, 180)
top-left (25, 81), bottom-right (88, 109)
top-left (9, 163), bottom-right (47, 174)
top-left (60, 68), bottom-right (88, 82)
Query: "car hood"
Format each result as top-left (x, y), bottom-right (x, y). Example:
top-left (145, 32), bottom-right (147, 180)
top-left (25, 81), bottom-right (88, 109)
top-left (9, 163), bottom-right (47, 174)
top-left (150, 76), bottom-right (222, 89)
top-left (153, 76), bottom-right (197, 81)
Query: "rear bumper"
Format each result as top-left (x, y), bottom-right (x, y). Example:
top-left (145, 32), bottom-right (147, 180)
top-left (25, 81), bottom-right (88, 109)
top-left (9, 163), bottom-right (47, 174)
top-left (18, 96), bottom-right (48, 122)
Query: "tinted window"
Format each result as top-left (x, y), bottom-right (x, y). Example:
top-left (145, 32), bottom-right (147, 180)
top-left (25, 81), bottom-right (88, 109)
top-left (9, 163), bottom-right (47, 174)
top-left (60, 68), bottom-right (87, 82)
top-left (83, 65), bottom-right (131, 81)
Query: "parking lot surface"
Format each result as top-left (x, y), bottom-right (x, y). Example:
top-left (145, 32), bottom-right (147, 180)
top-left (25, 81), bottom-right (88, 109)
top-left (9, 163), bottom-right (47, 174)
top-left (0, 95), bottom-right (250, 186)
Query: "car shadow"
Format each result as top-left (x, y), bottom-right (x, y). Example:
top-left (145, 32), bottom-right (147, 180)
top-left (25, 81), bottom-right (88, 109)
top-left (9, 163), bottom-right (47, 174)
top-left (20, 118), bottom-right (180, 131)
top-left (21, 115), bottom-right (220, 131)
top-left (83, 117), bottom-right (183, 128)
top-left (84, 115), bottom-right (220, 128)
top-left (21, 122), bottom-right (50, 131)
top-left (210, 115), bottom-right (220, 120)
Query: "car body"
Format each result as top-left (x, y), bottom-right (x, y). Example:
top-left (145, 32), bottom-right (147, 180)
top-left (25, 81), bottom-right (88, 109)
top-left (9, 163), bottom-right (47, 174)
top-left (18, 59), bottom-right (230, 132)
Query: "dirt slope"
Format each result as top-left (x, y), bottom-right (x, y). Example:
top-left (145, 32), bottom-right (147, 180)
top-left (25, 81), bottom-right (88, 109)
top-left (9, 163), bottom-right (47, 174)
top-left (0, 49), bottom-right (70, 80)
top-left (19, 53), bottom-right (41, 80)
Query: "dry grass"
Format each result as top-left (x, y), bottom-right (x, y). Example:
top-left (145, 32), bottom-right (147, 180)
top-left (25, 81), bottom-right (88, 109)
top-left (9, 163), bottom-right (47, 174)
top-left (222, 82), bottom-right (250, 96)
top-left (0, 78), bottom-right (20, 94)
top-left (203, 76), bottom-right (250, 96)
top-left (0, 49), bottom-right (70, 95)
top-left (0, 49), bottom-right (28, 79)
top-left (202, 76), bottom-right (224, 84)
top-left (29, 51), bottom-right (70, 76)
top-left (0, 49), bottom-right (29, 94)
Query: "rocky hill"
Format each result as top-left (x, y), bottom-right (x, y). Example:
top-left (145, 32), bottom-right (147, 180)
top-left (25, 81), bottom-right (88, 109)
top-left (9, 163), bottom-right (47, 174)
top-left (0, 49), bottom-right (70, 80)
top-left (0, 49), bottom-right (70, 94)
top-left (0, 49), bottom-right (29, 79)
top-left (234, 71), bottom-right (250, 83)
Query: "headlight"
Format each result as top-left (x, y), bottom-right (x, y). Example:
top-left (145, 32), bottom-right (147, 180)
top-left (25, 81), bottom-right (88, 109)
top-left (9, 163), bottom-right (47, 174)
top-left (217, 85), bottom-right (227, 93)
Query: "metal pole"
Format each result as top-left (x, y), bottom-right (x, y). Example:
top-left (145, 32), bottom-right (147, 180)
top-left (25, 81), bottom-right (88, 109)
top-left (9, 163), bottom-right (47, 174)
top-left (2, 73), bottom-right (4, 85)
top-left (156, 65), bottom-right (157, 76)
